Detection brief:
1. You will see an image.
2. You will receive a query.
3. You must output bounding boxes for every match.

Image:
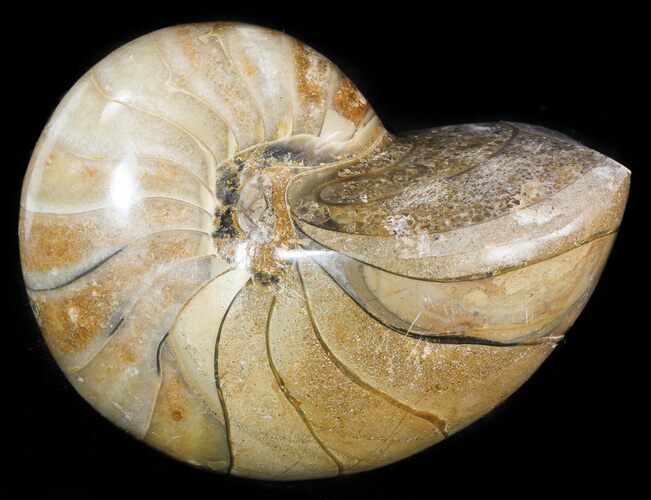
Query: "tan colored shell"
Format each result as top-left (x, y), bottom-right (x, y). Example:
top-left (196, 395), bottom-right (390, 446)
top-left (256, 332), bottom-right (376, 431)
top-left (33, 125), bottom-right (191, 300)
top-left (19, 23), bottom-right (630, 480)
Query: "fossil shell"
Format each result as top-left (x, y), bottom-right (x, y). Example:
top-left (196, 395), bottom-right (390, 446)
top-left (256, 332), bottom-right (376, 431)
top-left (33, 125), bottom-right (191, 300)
top-left (19, 23), bottom-right (630, 480)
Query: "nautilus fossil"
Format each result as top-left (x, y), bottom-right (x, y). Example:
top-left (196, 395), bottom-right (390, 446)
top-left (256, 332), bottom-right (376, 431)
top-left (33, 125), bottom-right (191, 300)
top-left (20, 22), bottom-right (630, 480)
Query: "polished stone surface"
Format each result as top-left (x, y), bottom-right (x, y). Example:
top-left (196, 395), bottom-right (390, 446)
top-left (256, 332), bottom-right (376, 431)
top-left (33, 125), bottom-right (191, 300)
top-left (20, 23), bottom-right (630, 479)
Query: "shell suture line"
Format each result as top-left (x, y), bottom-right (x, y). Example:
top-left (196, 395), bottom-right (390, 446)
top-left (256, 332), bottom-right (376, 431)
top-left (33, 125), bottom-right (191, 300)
top-left (66, 252), bottom-right (216, 373)
top-left (89, 70), bottom-right (219, 184)
top-left (264, 295), bottom-right (344, 475)
top-left (214, 282), bottom-right (250, 474)
top-left (296, 262), bottom-right (449, 436)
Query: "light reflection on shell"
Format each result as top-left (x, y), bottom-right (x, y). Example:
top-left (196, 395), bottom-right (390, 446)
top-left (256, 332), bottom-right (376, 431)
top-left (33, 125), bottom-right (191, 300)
top-left (19, 23), bottom-right (630, 480)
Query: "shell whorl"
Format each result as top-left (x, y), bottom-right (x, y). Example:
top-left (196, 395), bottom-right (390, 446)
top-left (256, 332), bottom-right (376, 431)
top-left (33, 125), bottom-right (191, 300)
top-left (19, 23), bottom-right (629, 479)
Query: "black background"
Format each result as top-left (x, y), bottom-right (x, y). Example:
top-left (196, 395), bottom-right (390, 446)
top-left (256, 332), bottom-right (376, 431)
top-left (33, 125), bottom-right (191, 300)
top-left (6, 3), bottom-right (649, 498)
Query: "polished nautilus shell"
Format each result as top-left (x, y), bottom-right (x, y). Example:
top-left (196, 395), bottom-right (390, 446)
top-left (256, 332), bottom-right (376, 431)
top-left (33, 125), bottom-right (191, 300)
top-left (20, 22), bottom-right (630, 480)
